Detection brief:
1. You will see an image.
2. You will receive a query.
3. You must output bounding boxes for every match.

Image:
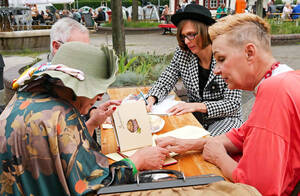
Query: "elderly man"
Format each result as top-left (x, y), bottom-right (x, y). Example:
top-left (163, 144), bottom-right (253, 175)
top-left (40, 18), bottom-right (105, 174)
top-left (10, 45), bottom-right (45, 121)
top-left (33, 17), bottom-right (89, 65)
top-left (157, 13), bottom-right (300, 196)
top-left (48, 17), bottom-right (89, 61)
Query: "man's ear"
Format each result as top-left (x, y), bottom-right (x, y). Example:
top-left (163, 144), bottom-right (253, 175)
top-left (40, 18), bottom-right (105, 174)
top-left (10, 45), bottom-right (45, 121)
top-left (244, 43), bottom-right (256, 63)
top-left (52, 41), bottom-right (60, 54)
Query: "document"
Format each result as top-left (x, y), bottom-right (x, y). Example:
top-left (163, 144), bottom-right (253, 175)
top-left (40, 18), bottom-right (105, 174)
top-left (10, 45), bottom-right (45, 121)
top-left (149, 95), bottom-right (184, 115)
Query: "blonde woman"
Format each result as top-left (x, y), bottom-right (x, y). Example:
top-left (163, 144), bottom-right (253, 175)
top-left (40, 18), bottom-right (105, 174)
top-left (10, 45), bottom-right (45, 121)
top-left (282, 3), bottom-right (293, 19)
top-left (157, 13), bottom-right (299, 196)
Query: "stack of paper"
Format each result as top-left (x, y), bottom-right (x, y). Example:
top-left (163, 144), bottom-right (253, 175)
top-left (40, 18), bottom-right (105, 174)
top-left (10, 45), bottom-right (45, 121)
top-left (149, 95), bottom-right (184, 115)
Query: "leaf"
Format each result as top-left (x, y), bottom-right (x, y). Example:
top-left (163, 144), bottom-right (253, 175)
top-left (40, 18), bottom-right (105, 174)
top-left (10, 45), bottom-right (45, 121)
top-left (124, 56), bottom-right (138, 71)
top-left (88, 169), bottom-right (104, 180)
top-left (67, 113), bottom-right (77, 121)
top-left (76, 161), bottom-right (83, 172)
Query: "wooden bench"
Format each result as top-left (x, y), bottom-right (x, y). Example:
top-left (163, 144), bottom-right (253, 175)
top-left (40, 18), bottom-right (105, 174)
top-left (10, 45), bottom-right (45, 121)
top-left (158, 23), bottom-right (176, 35)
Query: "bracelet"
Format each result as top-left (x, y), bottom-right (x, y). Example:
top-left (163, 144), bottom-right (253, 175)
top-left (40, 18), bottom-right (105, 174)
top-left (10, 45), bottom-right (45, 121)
top-left (86, 106), bottom-right (97, 119)
top-left (122, 158), bottom-right (138, 176)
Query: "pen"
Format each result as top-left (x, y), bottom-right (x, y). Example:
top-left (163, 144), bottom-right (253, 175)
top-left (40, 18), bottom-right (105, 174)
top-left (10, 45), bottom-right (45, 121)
top-left (137, 89), bottom-right (148, 105)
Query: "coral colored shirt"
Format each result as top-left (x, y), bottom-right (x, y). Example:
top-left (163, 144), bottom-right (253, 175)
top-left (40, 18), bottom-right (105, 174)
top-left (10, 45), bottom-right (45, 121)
top-left (226, 70), bottom-right (300, 196)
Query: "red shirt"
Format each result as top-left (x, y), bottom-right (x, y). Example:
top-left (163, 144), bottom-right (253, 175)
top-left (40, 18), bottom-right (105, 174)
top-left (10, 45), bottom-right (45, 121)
top-left (226, 70), bottom-right (300, 196)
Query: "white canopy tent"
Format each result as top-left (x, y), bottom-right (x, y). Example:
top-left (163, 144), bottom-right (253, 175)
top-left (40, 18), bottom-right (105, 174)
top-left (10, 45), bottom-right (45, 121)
top-left (9, 0), bottom-right (73, 7)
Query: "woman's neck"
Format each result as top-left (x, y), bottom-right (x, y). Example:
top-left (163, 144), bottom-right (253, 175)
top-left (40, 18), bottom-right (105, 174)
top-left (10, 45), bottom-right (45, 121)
top-left (196, 45), bottom-right (212, 70)
top-left (53, 86), bottom-right (80, 109)
top-left (251, 54), bottom-right (277, 90)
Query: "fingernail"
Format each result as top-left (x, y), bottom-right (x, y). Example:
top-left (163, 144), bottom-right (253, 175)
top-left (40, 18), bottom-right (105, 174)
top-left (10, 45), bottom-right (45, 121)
top-left (112, 107), bottom-right (116, 110)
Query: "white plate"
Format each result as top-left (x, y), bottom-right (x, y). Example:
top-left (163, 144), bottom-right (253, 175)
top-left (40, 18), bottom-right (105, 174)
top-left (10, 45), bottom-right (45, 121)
top-left (149, 115), bottom-right (165, 133)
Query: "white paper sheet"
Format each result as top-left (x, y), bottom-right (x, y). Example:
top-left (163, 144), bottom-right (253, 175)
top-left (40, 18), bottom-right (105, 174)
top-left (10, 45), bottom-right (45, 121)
top-left (149, 95), bottom-right (184, 115)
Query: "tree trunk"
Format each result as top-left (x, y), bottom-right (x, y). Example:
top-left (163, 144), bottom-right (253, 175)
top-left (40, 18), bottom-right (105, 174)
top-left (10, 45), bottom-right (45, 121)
top-left (256, 0), bottom-right (264, 18)
top-left (111, 0), bottom-right (126, 56)
top-left (132, 0), bottom-right (138, 21)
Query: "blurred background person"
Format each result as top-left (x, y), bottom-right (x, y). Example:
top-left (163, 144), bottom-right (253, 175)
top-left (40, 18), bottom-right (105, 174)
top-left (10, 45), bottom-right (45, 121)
top-left (292, 0), bottom-right (300, 19)
top-left (216, 4), bottom-right (227, 19)
top-left (282, 3), bottom-right (293, 19)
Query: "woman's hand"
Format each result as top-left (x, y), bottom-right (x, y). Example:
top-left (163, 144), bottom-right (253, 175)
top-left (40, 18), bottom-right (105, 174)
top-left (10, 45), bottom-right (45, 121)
top-left (167, 102), bottom-right (207, 116)
top-left (156, 136), bottom-right (208, 154)
top-left (156, 136), bottom-right (190, 154)
top-left (202, 138), bottom-right (237, 181)
top-left (202, 139), bottom-right (227, 166)
top-left (130, 146), bottom-right (170, 170)
top-left (146, 96), bottom-right (156, 112)
top-left (86, 100), bottom-right (121, 135)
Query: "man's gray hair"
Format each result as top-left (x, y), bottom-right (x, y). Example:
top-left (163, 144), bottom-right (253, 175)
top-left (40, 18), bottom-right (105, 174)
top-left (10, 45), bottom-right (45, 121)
top-left (297, 0), bottom-right (300, 5)
top-left (50, 17), bottom-right (88, 55)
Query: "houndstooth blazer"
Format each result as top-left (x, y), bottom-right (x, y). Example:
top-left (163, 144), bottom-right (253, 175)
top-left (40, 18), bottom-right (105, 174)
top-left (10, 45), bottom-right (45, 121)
top-left (148, 47), bottom-right (242, 134)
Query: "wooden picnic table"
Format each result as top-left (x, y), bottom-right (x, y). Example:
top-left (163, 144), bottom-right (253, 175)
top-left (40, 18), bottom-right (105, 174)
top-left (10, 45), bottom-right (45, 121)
top-left (101, 86), bottom-right (225, 178)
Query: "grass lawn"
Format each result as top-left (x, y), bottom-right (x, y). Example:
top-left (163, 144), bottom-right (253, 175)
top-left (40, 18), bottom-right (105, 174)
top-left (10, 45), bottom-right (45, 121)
top-left (102, 20), bottom-right (161, 28)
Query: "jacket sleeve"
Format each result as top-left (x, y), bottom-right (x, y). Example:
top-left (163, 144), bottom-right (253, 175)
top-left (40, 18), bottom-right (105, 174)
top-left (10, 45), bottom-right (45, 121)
top-left (60, 111), bottom-right (135, 196)
top-left (147, 47), bottom-right (185, 103)
top-left (203, 81), bottom-right (242, 119)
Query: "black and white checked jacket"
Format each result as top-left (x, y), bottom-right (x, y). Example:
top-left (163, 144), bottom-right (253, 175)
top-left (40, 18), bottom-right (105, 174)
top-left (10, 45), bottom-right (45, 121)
top-left (148, 47), bottom-right (242, 134)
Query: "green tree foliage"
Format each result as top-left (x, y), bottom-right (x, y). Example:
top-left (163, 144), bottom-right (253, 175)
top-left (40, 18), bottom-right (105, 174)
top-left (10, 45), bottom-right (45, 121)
top-left (274, 0), bottom-right (283, 5)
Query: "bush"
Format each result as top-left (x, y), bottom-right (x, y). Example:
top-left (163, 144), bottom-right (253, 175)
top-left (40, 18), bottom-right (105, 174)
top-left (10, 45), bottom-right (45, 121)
top-left (268, 19), bottom-right (300, 34)
top-left (111, 52), bottom-right (173, 87)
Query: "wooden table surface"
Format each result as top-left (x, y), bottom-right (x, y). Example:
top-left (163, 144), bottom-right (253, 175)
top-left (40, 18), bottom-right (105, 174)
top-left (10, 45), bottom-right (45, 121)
top-left (101, 87), bottom-right (225, 178)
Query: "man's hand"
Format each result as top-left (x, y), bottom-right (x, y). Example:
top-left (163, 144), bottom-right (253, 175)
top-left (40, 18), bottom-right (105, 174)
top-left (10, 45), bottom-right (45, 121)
top-left (130, 146), bottom-right (170, 170)
top-left (167, 102), bottom-right (207, 116)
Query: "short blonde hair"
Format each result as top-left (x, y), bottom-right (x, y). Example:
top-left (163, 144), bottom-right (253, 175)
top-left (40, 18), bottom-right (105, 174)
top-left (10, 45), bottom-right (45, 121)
top-left (209, 13), bottom-right (271, 51)
top-left (177, 20), bottom-right (212, 51)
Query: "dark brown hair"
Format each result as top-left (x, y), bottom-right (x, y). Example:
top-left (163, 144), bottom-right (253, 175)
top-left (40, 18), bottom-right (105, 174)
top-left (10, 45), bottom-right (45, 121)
top-left (176, 19), bottom-right (212, 51)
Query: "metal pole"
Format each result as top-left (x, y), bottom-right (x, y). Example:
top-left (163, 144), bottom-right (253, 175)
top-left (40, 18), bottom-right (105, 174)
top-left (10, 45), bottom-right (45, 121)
top-left (158, 0), bottom-right (160, 7)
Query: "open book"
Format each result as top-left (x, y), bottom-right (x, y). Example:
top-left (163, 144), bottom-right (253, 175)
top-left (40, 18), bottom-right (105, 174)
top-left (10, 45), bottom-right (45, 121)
top-left (153, 125), bottom-right (210, 140)
top-left (110, 100), bottom-right (177, 166)
top-left (112, 101), bottom-right (153, 152)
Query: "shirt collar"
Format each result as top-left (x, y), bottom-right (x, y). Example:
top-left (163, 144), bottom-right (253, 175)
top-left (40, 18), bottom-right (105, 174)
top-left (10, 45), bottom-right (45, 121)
top-left (254, 64), bottom-right (293, 95)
